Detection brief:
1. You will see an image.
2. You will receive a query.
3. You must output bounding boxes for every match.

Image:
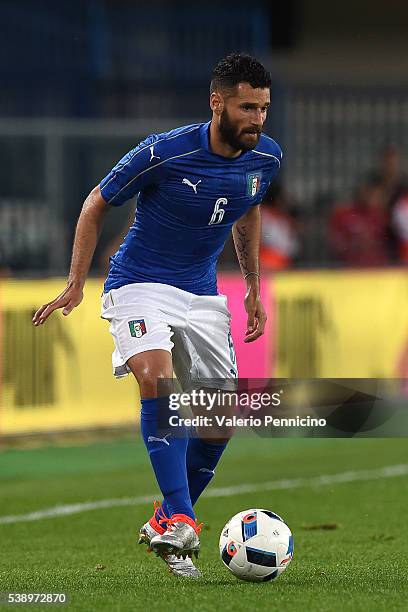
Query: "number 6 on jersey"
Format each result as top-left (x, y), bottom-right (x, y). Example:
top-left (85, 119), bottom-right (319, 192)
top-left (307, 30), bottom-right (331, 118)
top-left (209, 197), bottom-right (228, 225)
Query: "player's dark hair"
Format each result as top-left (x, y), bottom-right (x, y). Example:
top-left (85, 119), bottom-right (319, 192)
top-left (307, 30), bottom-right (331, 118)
top-left (210, 52), bottom-right (271, 95)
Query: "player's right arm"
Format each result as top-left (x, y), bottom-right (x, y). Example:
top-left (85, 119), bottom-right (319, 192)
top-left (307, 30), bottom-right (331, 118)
top-left (32, 186), bottom-right (110, 326)
top-left (33, 134), bottom-right (163, 326)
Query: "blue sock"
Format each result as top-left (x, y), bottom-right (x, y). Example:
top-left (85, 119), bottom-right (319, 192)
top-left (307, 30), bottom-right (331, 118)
top-left (140, 397), bottom-right (194, 520)
top-left (161, 436), bottom-right (227, 521)
top-left (186, 437), bottom-right (228, 505)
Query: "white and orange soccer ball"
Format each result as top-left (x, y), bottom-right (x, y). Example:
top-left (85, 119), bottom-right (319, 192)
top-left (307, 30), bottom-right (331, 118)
top-left (219, 509), bottom-right (294, 582)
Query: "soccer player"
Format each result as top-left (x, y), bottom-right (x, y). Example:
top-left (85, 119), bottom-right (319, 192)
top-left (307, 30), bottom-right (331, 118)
top-left (32, 53), bottom-right (282, 578)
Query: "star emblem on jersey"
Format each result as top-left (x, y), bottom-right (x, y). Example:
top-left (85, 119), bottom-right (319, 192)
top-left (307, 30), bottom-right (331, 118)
top-left (246, 172), bottom-right (262, 197)
top-left (128, 319), bottom-right (147, 338)
top-left (182, 178), bottom-right (201, 194)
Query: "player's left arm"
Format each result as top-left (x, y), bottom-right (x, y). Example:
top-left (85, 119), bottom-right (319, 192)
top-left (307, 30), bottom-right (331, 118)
top-left (232, 204), bottom-right (267, 343)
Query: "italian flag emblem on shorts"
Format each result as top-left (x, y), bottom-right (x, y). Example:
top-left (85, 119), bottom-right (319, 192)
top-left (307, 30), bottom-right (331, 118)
top-left (128, 319), bottom-right (147, 338)
top-left (247, 172), bottom-right (262, 197)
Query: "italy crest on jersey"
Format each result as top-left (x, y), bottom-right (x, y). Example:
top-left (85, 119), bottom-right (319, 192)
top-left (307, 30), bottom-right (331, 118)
top-left (128, 319), bottom-right (147, 338)
top-left (246, 172), bottom-right (262, 197)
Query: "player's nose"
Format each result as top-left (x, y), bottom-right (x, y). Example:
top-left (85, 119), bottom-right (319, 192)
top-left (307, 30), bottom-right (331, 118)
top-left (251, 109), bottom-right (264, 127)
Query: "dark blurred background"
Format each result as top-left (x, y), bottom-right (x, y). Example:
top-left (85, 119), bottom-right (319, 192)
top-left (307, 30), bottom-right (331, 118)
top-left (1, 0), bottom-right (408, 275)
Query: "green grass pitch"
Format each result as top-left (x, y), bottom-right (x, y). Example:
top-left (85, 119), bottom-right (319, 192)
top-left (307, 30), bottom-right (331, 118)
top-left (1, 436), bottom-right (407, 611)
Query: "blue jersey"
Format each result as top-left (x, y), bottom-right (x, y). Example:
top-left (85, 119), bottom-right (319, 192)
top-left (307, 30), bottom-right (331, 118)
top-left (100, 121), bottom-right (282, 295)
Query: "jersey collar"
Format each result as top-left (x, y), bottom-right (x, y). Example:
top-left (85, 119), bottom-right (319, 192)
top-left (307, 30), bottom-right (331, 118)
top-left (199, 121), bottom-right (212, 152)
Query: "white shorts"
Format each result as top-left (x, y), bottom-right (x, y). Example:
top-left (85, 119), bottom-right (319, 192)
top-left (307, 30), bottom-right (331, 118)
top-left (101, 282), bottom-right (238, 390)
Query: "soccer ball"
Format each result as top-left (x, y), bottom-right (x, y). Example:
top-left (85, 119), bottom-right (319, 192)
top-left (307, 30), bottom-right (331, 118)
top-left (219, 509), bottom-right (294, 582)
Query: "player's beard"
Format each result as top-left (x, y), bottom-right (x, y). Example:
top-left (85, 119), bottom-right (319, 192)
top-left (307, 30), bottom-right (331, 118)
top-left (219, 108), bottom-right (261, 152)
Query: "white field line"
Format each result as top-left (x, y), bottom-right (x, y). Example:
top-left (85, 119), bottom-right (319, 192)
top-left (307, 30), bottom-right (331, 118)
top-left (1, 464), bottom-right (407, 526)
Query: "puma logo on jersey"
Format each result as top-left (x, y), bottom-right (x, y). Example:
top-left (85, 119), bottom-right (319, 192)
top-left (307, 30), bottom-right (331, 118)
top-left (182, 178), bottom-right (201, 194)
top-left (147, 434), bottom-right (171, 446)
top-left (149, 145), bottom-right (161, 162)
top-left (199, 467), bottom-right (215, 474)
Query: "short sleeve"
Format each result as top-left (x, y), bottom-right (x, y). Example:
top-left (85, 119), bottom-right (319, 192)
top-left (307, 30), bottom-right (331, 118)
top-left (100, 134), bottom-right (161, 206)
top-left (252, 147), bottom-right (283, 206)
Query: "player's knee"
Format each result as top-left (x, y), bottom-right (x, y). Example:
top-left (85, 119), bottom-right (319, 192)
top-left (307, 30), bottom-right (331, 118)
top-left (127, 351), bottom-right (172, 398)
top-left (136, 367), bottom-right (172, 398)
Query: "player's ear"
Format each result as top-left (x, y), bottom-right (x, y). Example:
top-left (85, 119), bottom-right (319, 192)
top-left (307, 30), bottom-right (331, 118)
top-left (210, 92), bottom-right (224, 115)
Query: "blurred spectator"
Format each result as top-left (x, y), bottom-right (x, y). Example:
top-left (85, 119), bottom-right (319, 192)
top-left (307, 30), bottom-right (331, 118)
top-left (368, 145), bottom-right (407, 210)
top-left (392, 190), bottom-right (408, 264)
top-left (368, 145), bottom-right (408, 261)
top-left (260, 183), bottom-right (300, 270)
top-left (329, 180), bottom-right (390, 267)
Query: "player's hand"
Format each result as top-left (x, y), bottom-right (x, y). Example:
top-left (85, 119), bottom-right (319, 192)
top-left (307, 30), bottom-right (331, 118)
top-left (32, 281), bottom-right (83, 326)
top-left (244, 288), bottom-right (267, 343)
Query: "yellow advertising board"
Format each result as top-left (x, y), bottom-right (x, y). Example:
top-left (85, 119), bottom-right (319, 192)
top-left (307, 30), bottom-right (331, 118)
top-left (0, 279), bottom-right (138, 435)
top-left (2, 271), bottom-right (408, 436)
top-left (273, 270), bottom-right (408, 378)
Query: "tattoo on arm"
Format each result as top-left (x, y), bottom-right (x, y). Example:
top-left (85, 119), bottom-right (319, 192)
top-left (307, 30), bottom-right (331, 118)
top-left (235, 224), bottom-right (250, 275)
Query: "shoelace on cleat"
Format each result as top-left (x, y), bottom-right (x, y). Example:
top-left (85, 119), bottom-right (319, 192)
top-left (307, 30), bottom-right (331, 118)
top-left (153, 500), bottom-right (171, 526)
top-left (164, 514), bottom-right (204, 535)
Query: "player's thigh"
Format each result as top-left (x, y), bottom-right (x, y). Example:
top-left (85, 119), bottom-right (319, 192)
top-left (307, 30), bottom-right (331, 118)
top-left (171, 327), bottom-right (200, 392)
top-left (169, 297), bottom-right (237, 442)
top-left (101, 290), bottom-right (175, 396)
top-left (172, 328), bottom-right (235, 442)
top-left (187, 295), bottom-right (238, 383)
